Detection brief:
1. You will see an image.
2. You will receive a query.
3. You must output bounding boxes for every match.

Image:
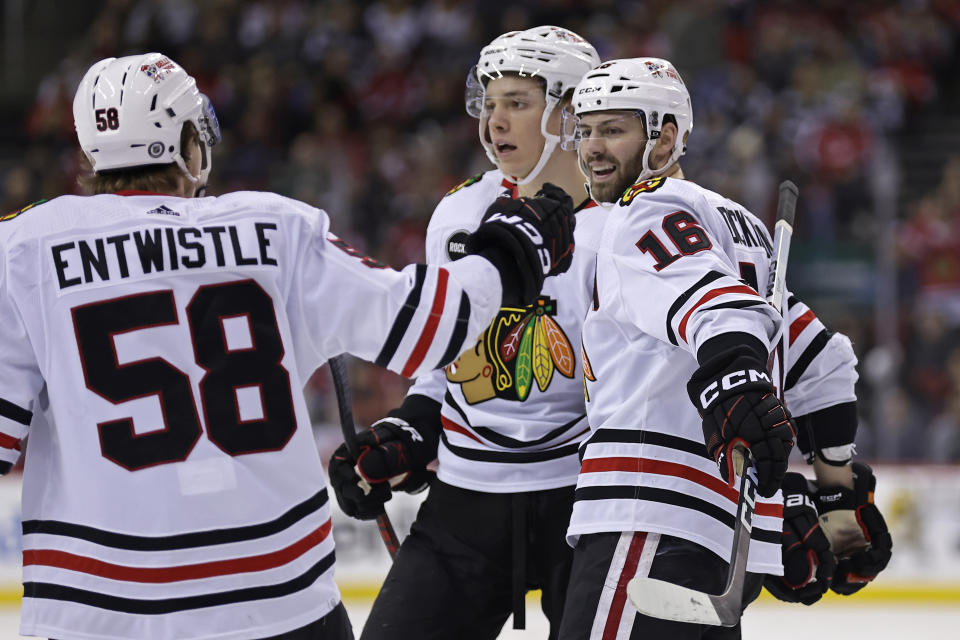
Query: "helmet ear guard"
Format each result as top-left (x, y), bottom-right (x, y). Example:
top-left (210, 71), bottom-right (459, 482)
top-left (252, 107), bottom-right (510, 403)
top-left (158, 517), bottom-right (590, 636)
top-left (73, 53), bottom-right (221, 190)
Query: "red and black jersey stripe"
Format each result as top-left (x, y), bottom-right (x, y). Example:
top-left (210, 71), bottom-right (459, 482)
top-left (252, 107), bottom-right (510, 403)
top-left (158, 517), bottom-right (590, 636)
top-left (435, 292), bottom-right (471, 369)
top-left (22, 489), bottom-right (328, 550)
top-left (400, 268), bottom-right (450, 377)
top-left (0, 397), bottom-right (31, 426)
top-left (583, 427), bottom-right (710, 459)
top-left (21, 489), bottom-right (333, 613)
top-left (665, 271), bottom-right (725, 345)
top-left (440, 426), bottom-right (583, 464)
top-left (784, 296), bottom-right (832, 391)
top-left (24, 550), bottom-right (334, 614)
top-left (574, 483), bottom-right (781, 545)
top-left (444, 391), bottom-right (587, 449)
top-left (375, 264), bottom-right (427, 368)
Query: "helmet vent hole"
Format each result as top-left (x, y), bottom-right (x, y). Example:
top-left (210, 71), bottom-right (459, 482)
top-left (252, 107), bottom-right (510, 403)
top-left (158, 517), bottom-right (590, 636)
top-left (154, 122), bottom-right (162, 128)
top-left (166, 108), bottom-right (176, 117)
top-left (611, 85), bottom-right (623, 93)
top-left (119, 90), bottom-right (124, 105)
top-left (121, 72), bottom-right (127, 86)
top-left (150, 94), bottom-right (158, 111)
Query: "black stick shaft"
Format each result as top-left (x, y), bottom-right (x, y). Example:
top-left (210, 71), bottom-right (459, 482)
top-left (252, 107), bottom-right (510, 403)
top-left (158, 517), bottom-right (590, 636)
top-left (328, 355), bottom-right (400, 559)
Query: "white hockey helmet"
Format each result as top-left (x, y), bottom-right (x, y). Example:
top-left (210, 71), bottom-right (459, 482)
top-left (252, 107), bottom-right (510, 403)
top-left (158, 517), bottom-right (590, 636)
top-left (73, 53), bottom-right (220, 188)
top-left (564, 58), bottom-right (692, 182)
top-left (464, 26), bottom-right (599, 185)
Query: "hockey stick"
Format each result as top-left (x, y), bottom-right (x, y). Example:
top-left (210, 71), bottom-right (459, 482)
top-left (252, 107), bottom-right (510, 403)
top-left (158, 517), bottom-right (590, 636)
top-left (328, 354), bottom-right (400, 559)
top-left (626, 180), bottom-right (798, 626)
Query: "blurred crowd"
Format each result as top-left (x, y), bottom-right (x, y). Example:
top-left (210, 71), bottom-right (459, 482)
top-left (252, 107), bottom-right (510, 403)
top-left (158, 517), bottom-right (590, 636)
top-left (3, 0), bottom-right (960, 461)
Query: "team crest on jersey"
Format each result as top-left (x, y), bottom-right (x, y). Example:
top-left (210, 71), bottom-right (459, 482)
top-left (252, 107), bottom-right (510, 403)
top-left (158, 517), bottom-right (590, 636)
top-left (1, 199), bottom-right (46, 222)
top-left (445, 173), bottom-right (484, 197)
top-left (619, 176), bottom-right (666, 206)
top-left (446, 231), bottom-right (471, 261)
top-left (446, 296), bottom-right (575, 404)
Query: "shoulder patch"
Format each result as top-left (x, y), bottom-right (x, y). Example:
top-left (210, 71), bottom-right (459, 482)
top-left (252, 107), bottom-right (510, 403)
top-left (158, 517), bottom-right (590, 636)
top-left (1, 199), bottom-right (47, 222)
top-left (619, 177), bottom-right (666, 206)
top-left (446, 173), bottom-right (484, 197)
top-left (445, 230), bottom-right (471, 261)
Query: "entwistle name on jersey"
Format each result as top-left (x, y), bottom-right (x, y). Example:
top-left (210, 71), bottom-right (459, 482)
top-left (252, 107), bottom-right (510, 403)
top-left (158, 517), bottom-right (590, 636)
top-left (51, 221), bottom-right (280, 289)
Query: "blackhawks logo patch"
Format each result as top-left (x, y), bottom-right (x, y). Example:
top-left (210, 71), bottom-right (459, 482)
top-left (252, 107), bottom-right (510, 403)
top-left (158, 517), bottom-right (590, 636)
top-left (446, 173), bottom-right (484, 197)
top-left (1, 199), bottom-right (47, 222)
top-left (619, 176), bottom-right (666, 206)
top-left (446, 296), bottom-right (576, 404)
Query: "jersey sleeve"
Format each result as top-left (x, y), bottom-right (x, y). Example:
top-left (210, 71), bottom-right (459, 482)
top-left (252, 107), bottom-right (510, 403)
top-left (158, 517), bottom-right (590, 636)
top-left (402, 205), bottom-right (460, 402)
top-left (608, 201), bottom-right (781, 360)
top-left (0, 255), bottom-right (43, 474)
top-left (782, 294), bottom-right (859, 462)
top-left (297, 219), bottom-right (502, 379)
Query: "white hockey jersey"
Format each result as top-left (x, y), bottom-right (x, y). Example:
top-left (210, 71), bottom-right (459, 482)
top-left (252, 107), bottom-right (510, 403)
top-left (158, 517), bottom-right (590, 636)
top-left (0, 190), bottom-right (502, 640)
top-left (406, 171), bottom-right (607, 492)
top-left (572, 176), bottom-right (857, 575)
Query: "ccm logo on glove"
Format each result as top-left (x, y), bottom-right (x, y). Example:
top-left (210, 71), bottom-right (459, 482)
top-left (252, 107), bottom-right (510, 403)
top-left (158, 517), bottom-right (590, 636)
top-left (698, 368), bottom-right (772, 409)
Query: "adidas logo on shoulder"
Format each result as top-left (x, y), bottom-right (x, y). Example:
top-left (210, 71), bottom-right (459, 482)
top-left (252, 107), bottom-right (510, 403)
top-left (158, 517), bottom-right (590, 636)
top-left (146, 205), bottom-right (180, 217)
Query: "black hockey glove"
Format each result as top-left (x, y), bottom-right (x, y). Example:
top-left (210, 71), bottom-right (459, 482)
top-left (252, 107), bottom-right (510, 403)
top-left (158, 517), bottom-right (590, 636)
top-left (467, 182), bottom-right (575, 306)
top-left (329, 396), bottom-right (441, 521)
top-left (814, 462), bottom-right (892, 595)
top-left (764, 472), bottom-right (837, 605)
top-left (687, 343), bottom-right (796, 498)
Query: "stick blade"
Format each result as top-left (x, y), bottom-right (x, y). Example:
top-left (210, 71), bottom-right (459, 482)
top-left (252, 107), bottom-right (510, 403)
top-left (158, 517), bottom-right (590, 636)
top-left (626, 576), bottom-right (738, 627)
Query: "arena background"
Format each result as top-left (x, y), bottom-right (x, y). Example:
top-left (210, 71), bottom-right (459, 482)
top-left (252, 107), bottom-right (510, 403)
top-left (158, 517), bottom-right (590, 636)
top-left (0, 0), bottom-right (959, 637)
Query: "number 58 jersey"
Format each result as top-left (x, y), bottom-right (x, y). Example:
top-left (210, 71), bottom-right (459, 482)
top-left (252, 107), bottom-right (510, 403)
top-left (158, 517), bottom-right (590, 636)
top-left (0, 191), bottom-right (502, 639)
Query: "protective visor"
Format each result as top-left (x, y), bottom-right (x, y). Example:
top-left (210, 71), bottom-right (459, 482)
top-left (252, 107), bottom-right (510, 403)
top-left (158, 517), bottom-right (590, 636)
top-left (464, 65), bottom-right (484, 118)
top-left (198, 93), bottom-right (221, 148)
top-left (560, 108), bottom-right (646, 151)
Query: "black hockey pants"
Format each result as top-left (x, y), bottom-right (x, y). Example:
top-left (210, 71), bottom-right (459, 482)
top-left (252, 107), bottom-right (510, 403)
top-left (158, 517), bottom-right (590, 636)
top-left (557, 531), bottom-right (763, 640)
top-left (360, 479), bottom-right (575, 640)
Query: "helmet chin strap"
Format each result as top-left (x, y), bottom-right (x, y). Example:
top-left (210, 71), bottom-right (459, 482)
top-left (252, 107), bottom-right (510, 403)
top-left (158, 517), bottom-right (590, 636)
top-left (479, 118), bottom-right (498, 166)
top-left (174, 143), bottom-right (211, 197)
top-left (514, 98), bottom-right (560, 186)
top-left (578, 139), bottom-right (677, 206)
top-left (481, 96), bottom-right (563, 187)
top-left (576, 154), bottom-right (609, 206)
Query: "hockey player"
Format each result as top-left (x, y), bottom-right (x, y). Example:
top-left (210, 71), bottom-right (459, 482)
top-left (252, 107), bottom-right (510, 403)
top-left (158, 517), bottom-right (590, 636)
top-left (328, 27), bottom-right (603, 639)
top-left (0, 53), bottom-right (576, 640)
top-left (555, 57), bottom-right (890, 638)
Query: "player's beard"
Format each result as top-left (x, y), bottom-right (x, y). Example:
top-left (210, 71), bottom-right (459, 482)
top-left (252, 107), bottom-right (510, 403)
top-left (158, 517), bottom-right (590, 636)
top-left (586, 146), bottom-right (647, 204)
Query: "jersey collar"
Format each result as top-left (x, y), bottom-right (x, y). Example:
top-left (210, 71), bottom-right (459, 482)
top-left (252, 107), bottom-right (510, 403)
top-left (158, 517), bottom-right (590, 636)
top-left (500, 177), bottom-right (519, 198)
top-left (113, 190), bottom-right (173, 197)
top-left (500, 178), bottom-right (597, 214)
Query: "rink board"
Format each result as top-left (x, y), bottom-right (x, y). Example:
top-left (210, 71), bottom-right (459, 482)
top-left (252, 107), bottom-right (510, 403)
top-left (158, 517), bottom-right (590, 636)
top-left (0, 464), bottom-right (956, 605)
